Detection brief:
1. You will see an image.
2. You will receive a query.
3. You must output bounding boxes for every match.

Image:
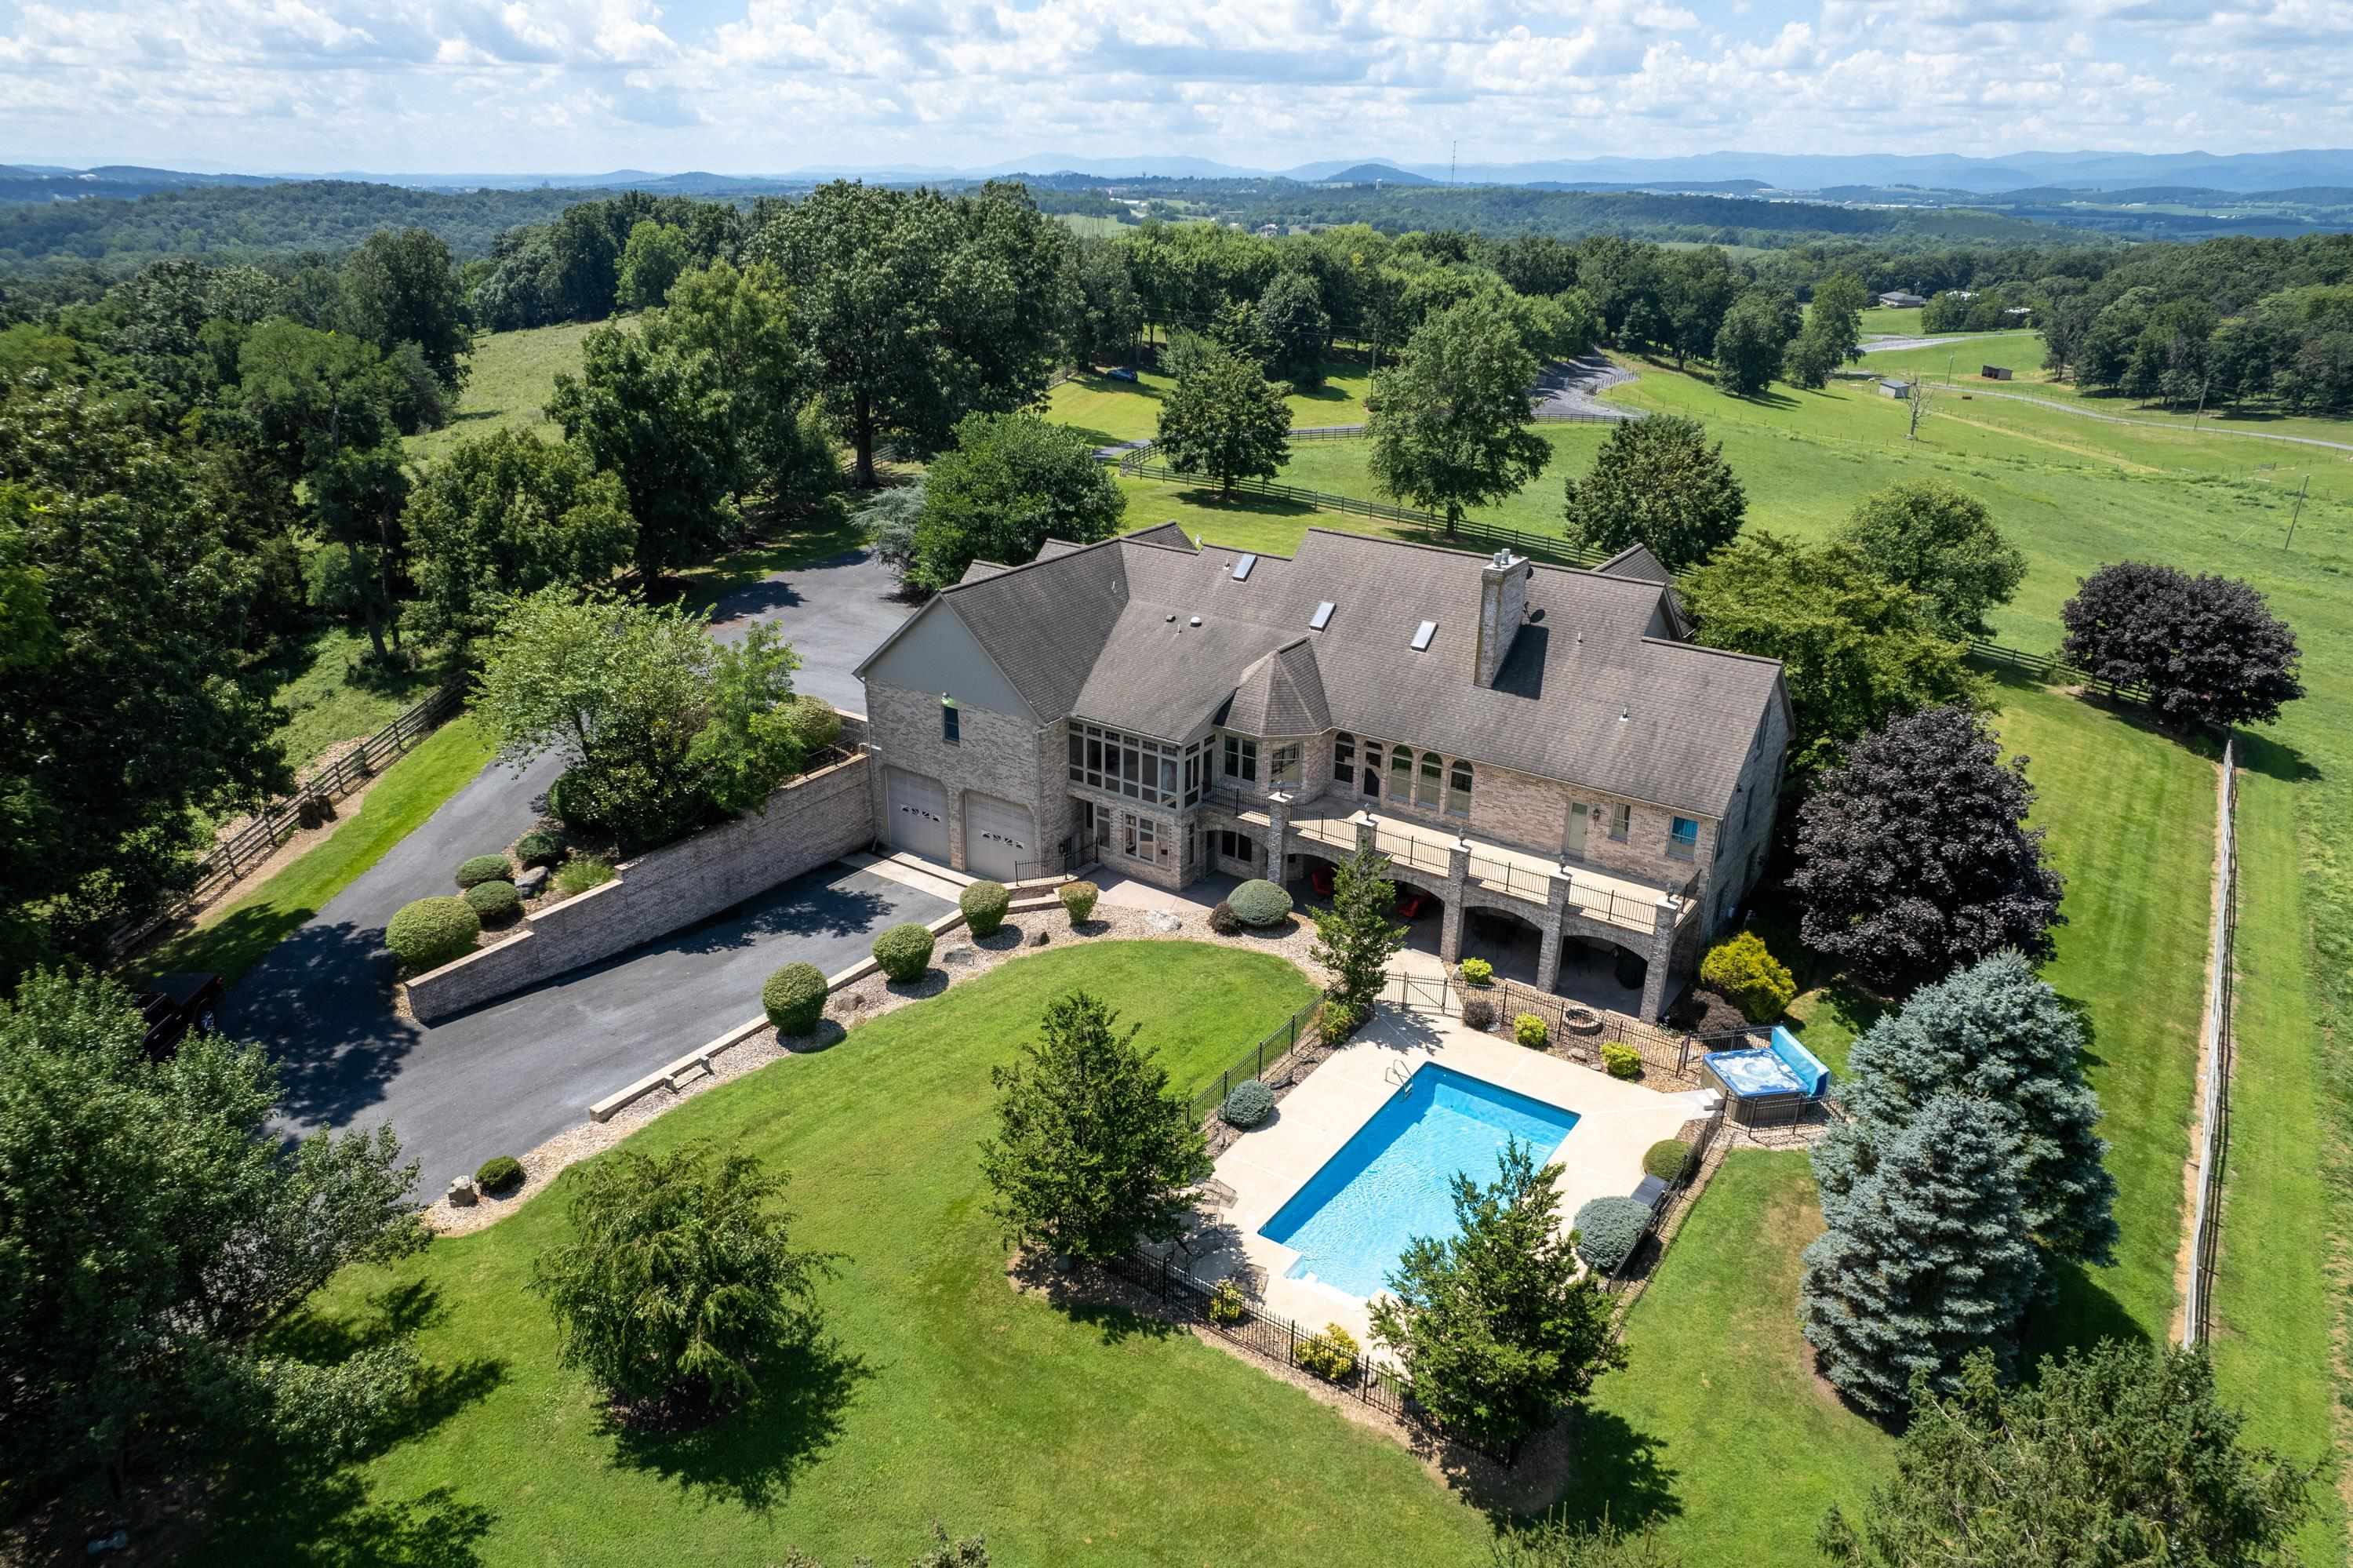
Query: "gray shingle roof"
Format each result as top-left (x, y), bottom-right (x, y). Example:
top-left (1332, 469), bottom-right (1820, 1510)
top-left (1595, 542), bottom-right (1671, 584)
top-left (918, 527), bottom-right (1784, 819)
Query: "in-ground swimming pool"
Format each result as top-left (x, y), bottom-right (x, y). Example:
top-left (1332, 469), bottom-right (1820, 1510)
top-left (1260, 1064), bottom-right (1580, 1299)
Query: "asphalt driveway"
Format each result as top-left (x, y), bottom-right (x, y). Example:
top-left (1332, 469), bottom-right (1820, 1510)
top-left (226, 544), bottom-right (921, 1197)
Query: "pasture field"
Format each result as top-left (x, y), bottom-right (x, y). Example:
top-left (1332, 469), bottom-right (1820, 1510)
top-left (406, 318), bottom-right (613, 466)
top-left (1047, 354), bottom-right (1376, 446)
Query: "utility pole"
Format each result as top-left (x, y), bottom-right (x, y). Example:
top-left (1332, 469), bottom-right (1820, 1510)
top-left (1449, 140), bottom-right (1457, 187)
top-left (1946, 351), bottom-right (1955, 386)
top-left (2193, 377), bottom-right (2209, 429)
top-left (2286, 475), bottom-right (2309, 550)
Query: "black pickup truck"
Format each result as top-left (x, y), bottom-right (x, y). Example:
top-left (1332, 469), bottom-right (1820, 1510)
top-left (136, 972), bottom-right (224, 1058)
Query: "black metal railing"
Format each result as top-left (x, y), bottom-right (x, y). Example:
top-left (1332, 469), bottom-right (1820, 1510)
top-left (1187, 994), bottom-right (1328, 1123)
top-left (1602, 1097), bottom-right (1729, 1294)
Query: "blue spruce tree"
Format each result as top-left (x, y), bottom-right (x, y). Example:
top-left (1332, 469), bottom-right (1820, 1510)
top-left (1800, 1092), bottom-right (2042, 1413)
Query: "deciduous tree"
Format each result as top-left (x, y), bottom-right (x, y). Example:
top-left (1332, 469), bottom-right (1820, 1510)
top-left (2060, 562), bottom-right (2304, 730)
top-left (1155, 341), bottom-right (1293, 497)
top-left (1562, 413), bottom-right (1744, 571)
top-left (1787, 704), bottom-right (2065, 989)
top-left (1712, 288), bottom-right (1798, 397)
top-left (1835, 481), bottom-right (2027, 637)
top-left (910, 410), bottom-right (1125, 590)
top-left (616, 219), bottom-right (692, 310)
top-left (977, 990), bottom-right (1212, 1264)
top-left (339, 226), bottom-right (470, 392)
top-left (1370, 1141), bottom-right (1625, 1456)
top-left (403, 429), bottom-right (635, 647)
top-left (1368, 300), bottom-right (1549, 537)
top-left (1256, 271), bottom-right (1332, 390)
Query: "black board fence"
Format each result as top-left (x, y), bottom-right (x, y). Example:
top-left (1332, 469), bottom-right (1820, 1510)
top-left (111, 681), bottom-right (467, 956)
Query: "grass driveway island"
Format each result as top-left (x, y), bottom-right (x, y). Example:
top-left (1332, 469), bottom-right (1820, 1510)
top-left (208, 940), bottom-right (1504, 1567)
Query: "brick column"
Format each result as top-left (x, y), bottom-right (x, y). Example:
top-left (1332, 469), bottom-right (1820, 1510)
top-left (1537, 866), bottom-right (1573, 992)
top-left (1439, 839), bottom-right (1471, 964)
top-left (1352, 811), bottom-right (1377, 857)
top-left (1264, 792), bottom-right (1291, 883)
top-left (1639, 893), bottom-right (1683, 1020)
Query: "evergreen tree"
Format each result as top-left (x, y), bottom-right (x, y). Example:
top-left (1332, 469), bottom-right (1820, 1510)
top-left (1799, 1093), bottom-right (2042, 1414)
top-left (1829, 951), bottom-right (2117, 1268)
top-left (977, 990), bottom-right (1212, 1264)
top-left (1370, 1141), bottom-right (1625, 1456)
top-left (1155, 342), bottom-right (1293, 497)
top-left (1308, 847), bottom-right (1407, 1035)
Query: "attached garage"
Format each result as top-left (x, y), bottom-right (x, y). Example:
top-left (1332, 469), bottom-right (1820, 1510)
top-left (963, 792), bottom-right (1035, 882)
top-left (886, 769), bottom-right (949, 864)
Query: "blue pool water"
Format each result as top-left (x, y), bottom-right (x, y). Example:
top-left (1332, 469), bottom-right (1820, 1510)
top-left (1260, 1064), bottom-right (1581, 1300)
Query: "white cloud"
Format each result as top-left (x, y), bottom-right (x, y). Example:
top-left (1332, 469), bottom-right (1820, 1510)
top-left (2, 0), bottom-right (2351, 170)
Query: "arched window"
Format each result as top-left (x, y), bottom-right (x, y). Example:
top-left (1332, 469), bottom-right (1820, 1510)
top-left (1417, 751), bottom-right (1442, 809)
top-left (1362, 740), bottom-right (1382, 797)
top-left (1448, 760), bottom-right (1472, 818)
top-left (1390, 746), bottom-right (1413, 799)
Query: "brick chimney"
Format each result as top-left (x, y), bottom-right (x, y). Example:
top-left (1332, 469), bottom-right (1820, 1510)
top-left (1475, 549), bottom-right (1532, 687)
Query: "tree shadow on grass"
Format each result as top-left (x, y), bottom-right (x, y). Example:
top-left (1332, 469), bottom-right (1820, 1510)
top-left (1007, 1252), bottom-right (1181, 1348)
top-left (211, 1476), bottom-right (497, 1568)
top-left (601, 1332), bottom-right (873, 1515)
top-left (1536, 1405), bottom-right (1683, 1533)
top-left (2022, 1257), bottom-right (2150, 1367)
top-left (2236, 728), bottom-right (2322, 788)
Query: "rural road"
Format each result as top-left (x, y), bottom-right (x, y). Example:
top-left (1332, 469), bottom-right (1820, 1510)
top-left (227, 546), bottom-right (920, 1197)
top-left (1533, 354), bottom-right (1642, 420)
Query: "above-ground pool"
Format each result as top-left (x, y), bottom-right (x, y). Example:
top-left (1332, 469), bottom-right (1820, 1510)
top-left (1260, 1064), bottom-right (1580, 1300)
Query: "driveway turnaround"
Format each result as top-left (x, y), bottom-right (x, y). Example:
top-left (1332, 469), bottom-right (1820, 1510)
top-left (238, 862), bottom-right (951, 1199)
top-left (225, 544), bottom-right (920, 1198)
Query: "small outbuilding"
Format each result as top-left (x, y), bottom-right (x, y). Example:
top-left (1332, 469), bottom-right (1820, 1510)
top-left (1877, 378), bottom-right (1912, 399)
top-left (1877, 290), bottom-right (1927, 309)
top-left (1982, 365), bottom-right (2014, 381)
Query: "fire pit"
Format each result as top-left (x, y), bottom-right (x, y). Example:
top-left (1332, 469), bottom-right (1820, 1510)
top-left (1559, 1006), bottom-right (1604, 1036)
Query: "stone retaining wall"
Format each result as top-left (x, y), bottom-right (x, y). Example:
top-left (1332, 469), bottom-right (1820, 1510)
top-left (404, 751), bottom-right (875, 1023)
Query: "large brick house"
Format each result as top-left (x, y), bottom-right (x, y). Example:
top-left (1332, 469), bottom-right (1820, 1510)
top-left (853, 525), bottom-right (1792, 1019)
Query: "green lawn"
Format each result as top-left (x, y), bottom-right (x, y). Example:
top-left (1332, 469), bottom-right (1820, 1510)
top-left (1857, 304), bottom-right (1924, 336)
top-left (1585, 1151), bottom-right (1897, 1560)
top-left (406, 319), bottom-right (620, 467)
top-left (1046, 354), bottom-right (1375, 446)
top-left (249, 626), bottom-right (449, 777)
top-left (144, 718), bottom-right (496, 984)
top-left (202, 943), bottom-right (1514, 1567)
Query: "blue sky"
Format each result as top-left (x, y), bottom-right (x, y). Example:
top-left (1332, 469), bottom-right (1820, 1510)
top-left (2, 0), bottom-right (2345, 173)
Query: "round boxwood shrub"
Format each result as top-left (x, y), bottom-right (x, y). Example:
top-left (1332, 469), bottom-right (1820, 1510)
top-left (1058, 880), bottom-right (1100, 922)
top-left (1601, 1040), bottom-right (1642, 1079)
top-left (762, 962), bottom-right (828, 1036)
top-left (474, 1156), bottom-right (524, 1194)
top-left (1461, 995), bottom-right (1498, 1032)
top-left (1514, 1013), bottom-right (1550, 1050)
top-left (1643, 1138), bottom-right (1693, 1181)
top-left (1573, 1195), bottom-right (1653, 1275)
top-left (1699, 930), bottom-right (1797, 1023)
top-left (454, 853), bottom-right (512, 890)
top-left (960, 879), bottom-right (1011, 937)
top-left (872, 922), bottom-right (936, 983)
top-left (1208, 900), bottom-right (1242, 936)
top-left (1220, 1079), bottom-right (1276, 1129)
top-left (1227, 879), bottom-right (1293, 927)
top-left (515, 830), bottom-right (566, 869)
top-left (386, 896), bottom-right (480, 976)
top-left (1458, 957), bottom-right (1494, 986)
top-left (464, 879), bottom-right (522, 927)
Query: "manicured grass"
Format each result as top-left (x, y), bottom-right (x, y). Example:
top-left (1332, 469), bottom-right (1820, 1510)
top-left (201, 944), bottom-right (1507, 1567)
top-left (144, 719), bottom-right (496, 984)
top-left (1582, 1151), bottom-right (1897, 1559)
top-left (2216, 751), bottom-right (2350, 1566)
top-left (406, 319), bottom-right (620, 467)
top-left (1047, 355), bottom-right (1374, 446)
top-left (1857, 304), bottom-right (1923, 336)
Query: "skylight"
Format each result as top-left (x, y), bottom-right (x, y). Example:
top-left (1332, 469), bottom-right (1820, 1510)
top-left (1410, 620), bottom-right (1437, 651)
top-left (1309, 601), bottom-right (1335, 630)
top-left (1231, 553), bottom-right (1257, 581)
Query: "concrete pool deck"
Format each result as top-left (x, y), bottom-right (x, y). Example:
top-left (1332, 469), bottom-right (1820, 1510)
top-left (1180, 1005), bottom-right (1718, 1354)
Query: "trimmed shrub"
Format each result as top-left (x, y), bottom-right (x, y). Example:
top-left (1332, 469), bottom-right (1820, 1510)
top-left (475, 1156), bottom-right (524, 1194)
top-left (386, 896), bottom-right (480, 976)
top-left (1208, 900), bottom-right (1242, 936)
top-left (454, 853), bottom-right (512, 890)
top-left (1462, 995), bottom-right (1498, 1031)
top-left (1228, 879), bottom-right (1293, 927)
top-left (1220, 1079), bottom-right (1276, 1130)
top-left (960, 880), bottom-right (1011, 937)
top-left (1670, 986), bottom-right (1751, 1036)
top-left (1573, 1195), bottom-right (1653, 1275)
top-left (762, 962), bottom-right (827, 1036)
top-left (553, 856), bottom-right (616, 897)
top-left (1643, 1138), bottom-right (1693, 1181)
top-left (1601, 1041), bottom-right (1642, 1079)
top-left (1208, 1279), bottom-right (1247, 1324)
top-left (515, 830), bottom-right (566, 868)
top-left (1296, 1322), bottom-right (1359, 1381)
top-left (1700, 931), bottom-right (1798, 1023)
top-left (464, 879), bottom-right (522, 927)
top-left (872, 922), bottom-right (935, 983)
top-left (1459, 957), bottom-right (1494, 986)
top-left (1058, 880), bottom-right (1100, 922)
top-left (1514, 1013), bottom-right (1549, 1049)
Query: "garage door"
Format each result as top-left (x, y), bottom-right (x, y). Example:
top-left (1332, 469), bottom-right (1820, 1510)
top-left (886, 769), bottom-right (949, 864)
top-left (964, 793), bottom-right (1035, 883)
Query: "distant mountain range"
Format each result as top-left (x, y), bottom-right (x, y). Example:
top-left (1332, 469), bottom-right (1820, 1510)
top-left (16, 148), bottom-right (2353, 201)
